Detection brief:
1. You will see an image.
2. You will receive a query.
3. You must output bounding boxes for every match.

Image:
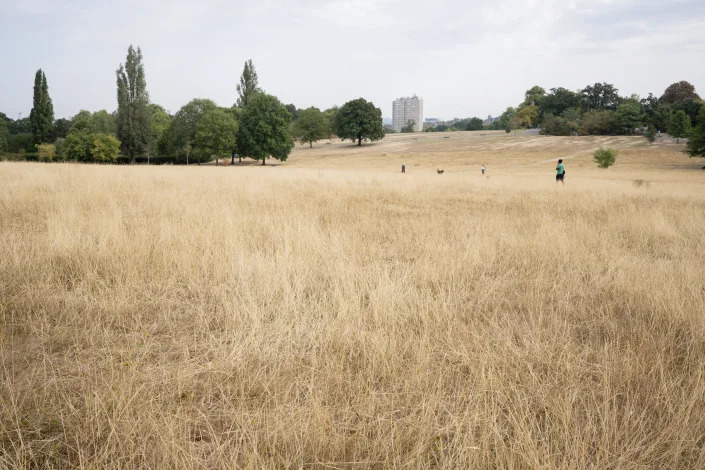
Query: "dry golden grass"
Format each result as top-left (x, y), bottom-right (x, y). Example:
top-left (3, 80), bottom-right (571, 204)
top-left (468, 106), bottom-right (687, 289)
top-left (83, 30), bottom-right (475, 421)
top-left (2, 134), bottom-right (705, 468)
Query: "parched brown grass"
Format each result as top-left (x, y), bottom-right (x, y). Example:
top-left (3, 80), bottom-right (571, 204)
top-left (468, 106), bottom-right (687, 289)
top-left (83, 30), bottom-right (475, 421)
top-left (2, 134), bottom-right (705, 468)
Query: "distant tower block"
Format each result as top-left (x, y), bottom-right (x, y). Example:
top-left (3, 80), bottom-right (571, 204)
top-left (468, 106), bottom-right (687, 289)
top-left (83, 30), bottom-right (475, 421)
top-left (392, 95), bottom-right (423, 132)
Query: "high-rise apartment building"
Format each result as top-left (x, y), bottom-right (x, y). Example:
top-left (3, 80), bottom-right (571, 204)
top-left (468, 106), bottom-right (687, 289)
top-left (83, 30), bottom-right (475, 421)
top-left (392, 95), bottom-right (423, 132)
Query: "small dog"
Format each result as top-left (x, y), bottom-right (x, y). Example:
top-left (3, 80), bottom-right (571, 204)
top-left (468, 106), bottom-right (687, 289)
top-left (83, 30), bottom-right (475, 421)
top-left (437, 169), bottom-right (444, 174)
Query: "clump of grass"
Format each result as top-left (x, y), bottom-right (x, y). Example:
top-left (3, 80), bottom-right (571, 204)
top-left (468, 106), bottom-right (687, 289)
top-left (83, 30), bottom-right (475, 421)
top-left (633, 179), bottom-right (651, 188)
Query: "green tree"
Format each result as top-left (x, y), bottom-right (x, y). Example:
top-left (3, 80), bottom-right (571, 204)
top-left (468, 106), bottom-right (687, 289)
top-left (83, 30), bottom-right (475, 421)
top-left (165, 99), bottom-right (217, 161)
top-left (673, 99), bottom-right (704, 127)
top-left (580, 82), bottom-right (621, 110)
top-left (323, 107), bottom-right (339, 139)
top-left (401, 120), bottom-right (416, 133)
top-left (644, 125), bottom-right (657, 145)
top-left (660, 81), bottom-right (700, 104)
top-left (335, 98), bottom-right (385, 146)
top-left (466, 117), bottom-right (484, 131)
top-left (148, 104), bottom-right (171, 156)
top-left (291, 107), bottom-right (329, 148)
top-left (285, 104), bottom-right (299, 121)
top-left (612, 98), bottom-right (645, 135)
top-left (91, 110), bottom-right (117, 135)
top-left (91, 133), bottom-right (121, 162)
top-left (236, 59), bottom-right (260, 108)
top-left (651, 104), bottom-right (673, 132)
top-left (193, 108), bottom-right (238, 163)
top-left (51, 118), bottom-right (72, 140)
top-left (71, 110), bottom-right (93, 130)
top-left (522, 86), bottom-right (546, 107)
top-left (517, 105), bottom-right (539, 128)
top-left (29, 69), bottom-right (54, 144)
top-left (63, 129), bottom-right (94, 161)
top-left (668, 110), bottom-right (691, 143)
top-left (238, 93), bottom-right (294, 165)
top-left (498, 107), bottom-right (517, 133)
top-left (593, 148), bottom-right (617, 168)
top-left (116, 45), bottom-right (151, 163)
top-left (8, 117), bottom-right (31, 135)
top-left (685, 107), bottom-right (705, 158)
top-left (7, 134), bottom-right (34, 153)
top-left (539, 87), bottom-right (580, 121)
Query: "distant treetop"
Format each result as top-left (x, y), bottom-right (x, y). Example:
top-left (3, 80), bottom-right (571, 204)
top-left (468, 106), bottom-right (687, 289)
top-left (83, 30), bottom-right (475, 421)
top-left (660, 81), bottom-right (701, 104)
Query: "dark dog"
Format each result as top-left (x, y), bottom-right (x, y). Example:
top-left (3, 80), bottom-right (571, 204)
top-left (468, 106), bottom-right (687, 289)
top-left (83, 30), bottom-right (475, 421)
top-left (437, 169), bottom-right (444, 174)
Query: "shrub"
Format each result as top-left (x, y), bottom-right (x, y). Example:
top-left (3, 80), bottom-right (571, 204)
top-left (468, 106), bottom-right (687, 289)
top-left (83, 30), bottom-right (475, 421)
top-left (593, 148), bottom-right (617, 168)
top-left (37, 144), bottom-right (56, 162)
top-left (63, 129), bottom-right (94, 161)
top-left (91, 133), bottom-right (120, 162)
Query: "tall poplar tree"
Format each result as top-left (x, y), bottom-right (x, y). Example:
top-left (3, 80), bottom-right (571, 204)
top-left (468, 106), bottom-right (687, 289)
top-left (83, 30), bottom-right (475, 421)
top-left (236, 59), bottom-right (260, 108)
top-left (116, 45), bottom-right (151, 163)
top-left (29, 69), bottom-right (54, 145)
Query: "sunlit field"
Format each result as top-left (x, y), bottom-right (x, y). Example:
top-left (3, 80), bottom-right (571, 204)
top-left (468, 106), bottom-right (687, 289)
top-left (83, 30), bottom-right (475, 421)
top-left (2, 132), bottom-right (705, 468)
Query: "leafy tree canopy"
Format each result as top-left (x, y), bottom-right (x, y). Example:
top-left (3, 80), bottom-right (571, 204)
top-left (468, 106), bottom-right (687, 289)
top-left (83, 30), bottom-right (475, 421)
top-left (580, 82), bottom-right (621, 111)
top-left (539, 87), bottom-right (581, 120)
top-left (91, 110), bottom-right (117, 135)
top-left (238, 92), bottom-right (294, 164)
top-left (236, 59), bottom-right (260, 108)
top-left (668, 110), bottom-right (691, 143)
top-left (52, 118), bottom-right (72, 140)
top-left (612, 98), bottom-right (645, 135)
top-left (335, 98), bottom-right (385, 146)
top-left (291, 107), bottom-right (330, 148)
top-left (29, 69), bottom-right (54, 145)
top-left (661, 81), bottom-right (700, 104)
top-left (466, 117), bottom-right (484, 131)
top-left (193, 108), bottom-right (238, 162)
top-left (148, 104), bottom-right (171, 156)
top-left (165, 98), bottom-right (217, 159)
top-left (522, 86), bottom-right (546, 108)
top-left (116, 45), bottom-right (151, 162)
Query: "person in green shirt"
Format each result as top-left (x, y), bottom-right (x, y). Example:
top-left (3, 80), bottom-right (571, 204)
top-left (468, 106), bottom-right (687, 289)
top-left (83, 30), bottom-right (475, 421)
top-left (556, 159), bottom-right (565, 184)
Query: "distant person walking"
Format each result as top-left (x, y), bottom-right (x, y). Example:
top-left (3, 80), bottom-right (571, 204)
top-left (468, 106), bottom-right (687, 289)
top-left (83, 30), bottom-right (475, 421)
top-left (401, 162), bottom-right (406, 174)
top-left (481, 164), bottom-right (486, 175)
top-left (556, 159), bottom-right (565, 184)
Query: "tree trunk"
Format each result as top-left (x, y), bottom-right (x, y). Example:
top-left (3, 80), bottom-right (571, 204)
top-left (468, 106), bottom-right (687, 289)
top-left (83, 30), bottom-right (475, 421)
top-left (309, 141), bottom-right (312, 148)
top-left (262, 157), bottom-right (265, 166)
top-left (357, 135), bottom-right (362, 146)
top-left (231, 153), bottom-right (235, 165)
top-left (239, 154), bottom-right (242, 163)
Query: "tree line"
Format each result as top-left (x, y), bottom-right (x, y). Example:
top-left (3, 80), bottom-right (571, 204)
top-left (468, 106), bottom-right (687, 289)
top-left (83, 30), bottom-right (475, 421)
top-left (0, 47), bottom-right (386, 164)
top-left (492, 82), bottom-right (703, 144)
top-left (2, 52), bottom-right (703, 161)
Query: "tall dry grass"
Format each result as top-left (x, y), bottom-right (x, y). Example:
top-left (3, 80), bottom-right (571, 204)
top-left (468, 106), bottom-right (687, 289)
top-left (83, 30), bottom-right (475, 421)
top-left (1, 161), bottom-right (705, 468)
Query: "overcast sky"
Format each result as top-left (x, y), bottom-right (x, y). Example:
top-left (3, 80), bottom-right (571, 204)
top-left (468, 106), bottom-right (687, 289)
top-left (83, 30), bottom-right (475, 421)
top-left (1, 0), bottom-right (704, 121)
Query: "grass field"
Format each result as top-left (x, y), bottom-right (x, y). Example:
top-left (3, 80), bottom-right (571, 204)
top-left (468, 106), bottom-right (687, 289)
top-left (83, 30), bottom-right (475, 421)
top-left (2, 132), bottom-right (705, 468)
